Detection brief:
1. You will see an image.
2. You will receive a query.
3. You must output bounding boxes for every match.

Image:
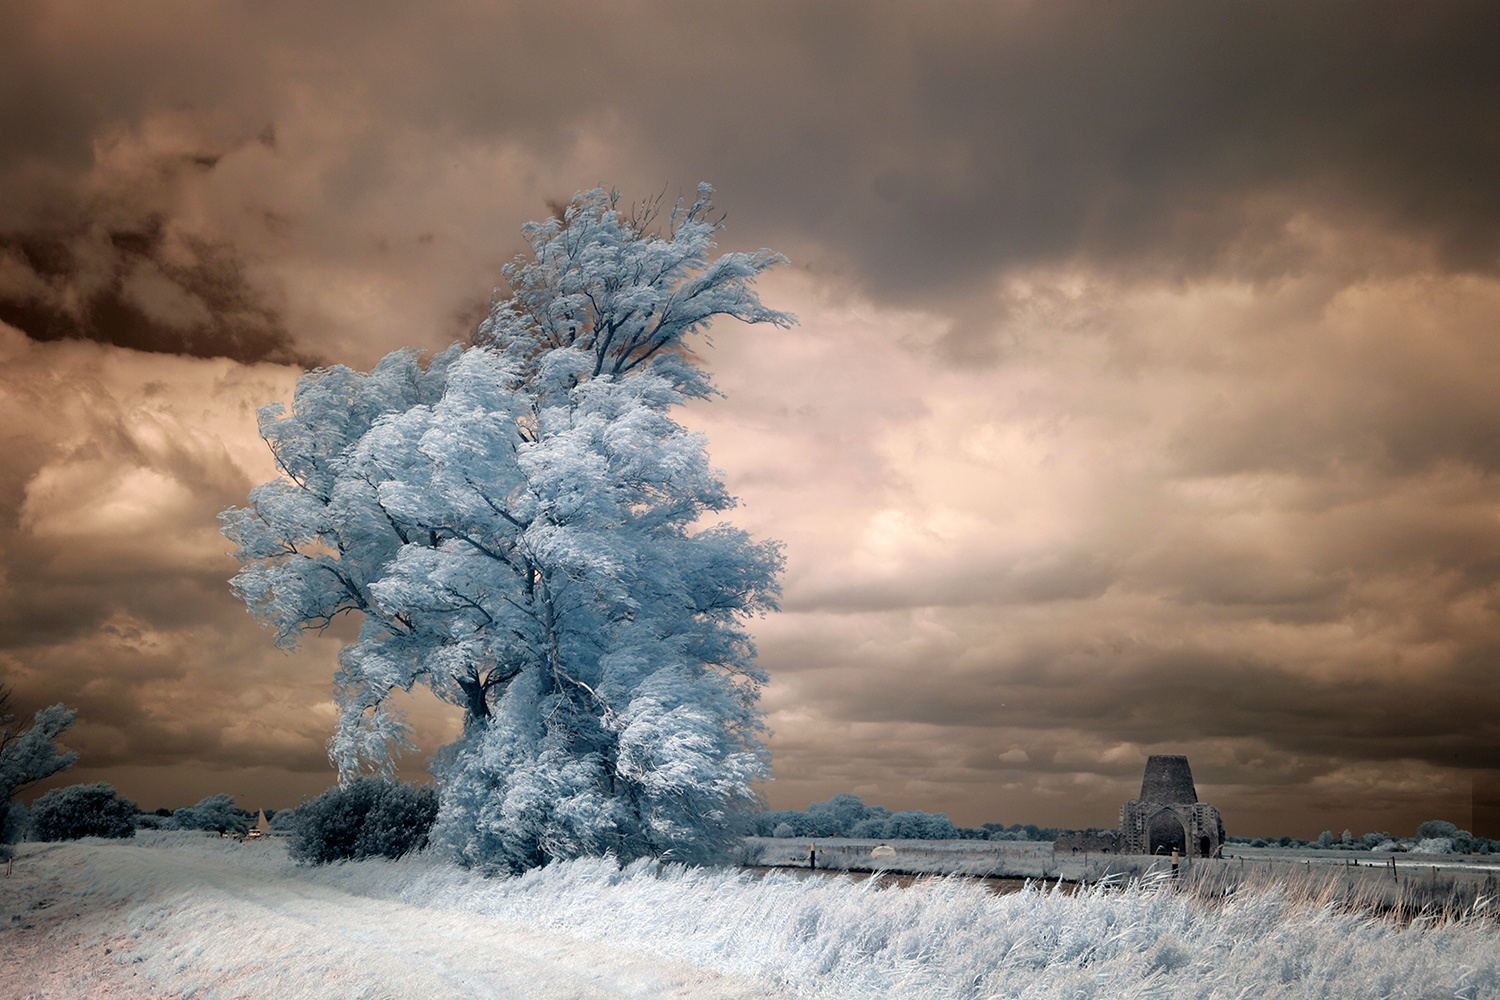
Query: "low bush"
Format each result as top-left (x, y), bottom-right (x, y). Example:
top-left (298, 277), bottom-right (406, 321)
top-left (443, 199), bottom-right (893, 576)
top-left (30, 782), bottom-right (137, 840)
top-left (290, 778), bottom-right (437, 864)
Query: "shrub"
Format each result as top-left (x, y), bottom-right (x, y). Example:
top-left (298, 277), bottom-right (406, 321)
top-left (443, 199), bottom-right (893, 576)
top-left (754, 809), bottom-right (814, 837)
top-left (1412, 837), bottom-right (1453, 855)
top-left (290, 778), bottom-right (437, 864)
top-left (356, 784), bottom-right (440, 859)
top-left (30, 782), bottom-right (137, 840)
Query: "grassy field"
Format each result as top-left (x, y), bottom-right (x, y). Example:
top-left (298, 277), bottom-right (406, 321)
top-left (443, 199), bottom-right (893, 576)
top-left (4, 833), bottom-right (1499, 998)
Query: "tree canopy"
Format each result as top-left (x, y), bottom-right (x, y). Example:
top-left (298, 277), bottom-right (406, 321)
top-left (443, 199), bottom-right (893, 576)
top-left (1, 686), bottom-right (78, 835)
top-left (171, 793), bottom-right (249, 835)
top-left (223, 186), bottom-right (791, 870)
top-left (30, 782), bottom-right (136, 841)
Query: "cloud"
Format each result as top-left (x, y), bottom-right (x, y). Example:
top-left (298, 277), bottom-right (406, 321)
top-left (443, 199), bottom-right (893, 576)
top-left (0, 124), bottom-right (314, 365)
top-left (2, 2), bottom-right (1498, 833)
top-left (0, 332), bottom-right (367, 785)
top-left (683, 269), bottom-right (1500, 831)
top-left (5, 2), bottom-right (1500, 367)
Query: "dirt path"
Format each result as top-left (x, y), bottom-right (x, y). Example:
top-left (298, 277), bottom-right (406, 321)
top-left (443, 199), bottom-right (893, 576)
top-left (0, 845), bottom-right (174, 1000)
top-left (1, 843), bottom-right (797, 1000)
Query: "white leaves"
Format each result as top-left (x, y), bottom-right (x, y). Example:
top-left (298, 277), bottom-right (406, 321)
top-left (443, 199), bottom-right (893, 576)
top-left (225, 186), bottom-right (790, 870)
top-left (482, 187), bottom-right (794, 401)
top-left (328, 698), bottom-right (415, 780)
top-left (0, 703), bottom-right (78, 799)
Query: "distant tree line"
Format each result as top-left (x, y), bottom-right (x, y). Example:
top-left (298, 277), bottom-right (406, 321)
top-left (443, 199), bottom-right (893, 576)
top-left (1228, 819), bottom-right (1499, 855)
top-left (5, 787), bottom-right (278, 843)
top-left (756, 795), bottom-right (1500, 856)
top-left (751, 793), bottom-right (1072, 842)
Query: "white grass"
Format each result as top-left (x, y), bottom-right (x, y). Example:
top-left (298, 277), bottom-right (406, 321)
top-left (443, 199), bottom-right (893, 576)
top-left (20, 832), bottom-right (1500, 999)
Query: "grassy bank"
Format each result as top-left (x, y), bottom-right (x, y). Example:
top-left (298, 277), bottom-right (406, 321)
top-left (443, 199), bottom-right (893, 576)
top-left (6, 833), bottom-right (1500, 998)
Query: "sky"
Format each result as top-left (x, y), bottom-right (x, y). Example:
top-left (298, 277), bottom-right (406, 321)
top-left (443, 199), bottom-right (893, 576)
top-left (2, 0), bottom-right (1499, 840)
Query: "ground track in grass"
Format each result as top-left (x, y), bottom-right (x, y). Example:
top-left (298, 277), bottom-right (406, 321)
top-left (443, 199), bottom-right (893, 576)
top-left (2, 840), bottom-right (795, 1000)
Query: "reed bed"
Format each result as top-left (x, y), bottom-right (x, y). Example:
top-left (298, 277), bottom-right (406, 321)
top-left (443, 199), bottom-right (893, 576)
top-left (1173, 855), bottom-right (1499, 925)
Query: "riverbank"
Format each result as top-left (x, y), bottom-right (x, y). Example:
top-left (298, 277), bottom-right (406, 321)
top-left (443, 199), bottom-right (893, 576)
top-left (741, 836), bottom-right (1500, 921)
top-left (741, 835), bottom-right (1164, 881)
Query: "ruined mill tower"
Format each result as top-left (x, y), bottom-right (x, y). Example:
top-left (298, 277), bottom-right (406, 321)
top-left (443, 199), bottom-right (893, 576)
top-left (1119, 754), bottom-right (1224, 857)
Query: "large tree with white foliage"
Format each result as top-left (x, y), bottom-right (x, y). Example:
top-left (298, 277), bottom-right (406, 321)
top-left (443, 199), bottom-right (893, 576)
top-left (223, 186), bottom-right (791, 870)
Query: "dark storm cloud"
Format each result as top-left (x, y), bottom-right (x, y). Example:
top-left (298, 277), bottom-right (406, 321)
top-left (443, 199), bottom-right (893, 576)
top-left (774, 611), bottom-right (1500, 758)
top-left (819, 648), bottom-right (1500, 773)
top-left (0, 230), bottom-right (311, 366)
top-left (0, 138), bottom-right (317, 366)
top-left (523, 0), bottom-right (1500, 325)
top-left (7, 639), bottom-right (324, 775)
top-left (6, 1), bottom-right (1499, 360)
